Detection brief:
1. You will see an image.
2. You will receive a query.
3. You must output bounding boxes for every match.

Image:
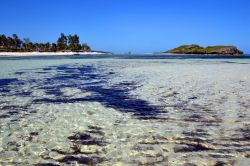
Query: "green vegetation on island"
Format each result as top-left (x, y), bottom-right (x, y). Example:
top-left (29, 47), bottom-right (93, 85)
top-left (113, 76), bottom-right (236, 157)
top-left (165, 44), bottom-right (244, 55)
top-left (0, 33), bottom-right (92, 52)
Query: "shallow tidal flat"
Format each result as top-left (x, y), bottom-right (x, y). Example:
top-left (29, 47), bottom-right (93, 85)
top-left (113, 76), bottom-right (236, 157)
top-left (0, 57), bottom-right (250, 165)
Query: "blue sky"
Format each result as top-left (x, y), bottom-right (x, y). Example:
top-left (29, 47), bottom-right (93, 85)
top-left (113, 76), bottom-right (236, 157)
top-left (1, 0), bottom-right (250, 53)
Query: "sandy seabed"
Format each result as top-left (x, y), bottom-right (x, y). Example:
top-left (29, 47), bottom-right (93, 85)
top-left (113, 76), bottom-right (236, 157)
top-left (0, 57), bottom-right (250, 165)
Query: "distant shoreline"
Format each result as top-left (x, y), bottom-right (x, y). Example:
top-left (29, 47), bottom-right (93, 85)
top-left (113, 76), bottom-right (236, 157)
top-left (0, 52), bottom-right (248, 57)
top-left (0, 51), bottom-right (110, 57)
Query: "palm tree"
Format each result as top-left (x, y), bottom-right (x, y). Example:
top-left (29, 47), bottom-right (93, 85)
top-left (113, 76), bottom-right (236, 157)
top-left (23, 38), bottom-right (33, 52)
top-left (51, 43), bottom-right (57, 52)
top-left (82, 43), bottom-right (91, 52)
top-left (12, 34), bottom-right (22, 50)
top-left (68, 34), bottom-right (80, 51)
top-left (57, 33), bottom-right (68, 51)
top-left (0, 35), bottom-right (3, 49)
top-left (7, 37), bottom-right (15, 50)
top-left (1, 35), bottom-right (8, 49)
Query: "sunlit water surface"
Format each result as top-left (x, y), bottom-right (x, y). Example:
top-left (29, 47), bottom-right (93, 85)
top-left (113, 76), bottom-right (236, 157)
top-left (0, 55), bottom-right (250, 165)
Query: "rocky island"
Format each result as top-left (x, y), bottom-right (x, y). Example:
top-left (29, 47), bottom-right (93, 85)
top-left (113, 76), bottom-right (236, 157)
top-left (164, 45), bottom-right (244, 55)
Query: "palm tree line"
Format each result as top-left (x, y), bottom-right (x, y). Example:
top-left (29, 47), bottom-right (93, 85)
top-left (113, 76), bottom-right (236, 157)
top-left (0, 33), bottom-right (91, 52)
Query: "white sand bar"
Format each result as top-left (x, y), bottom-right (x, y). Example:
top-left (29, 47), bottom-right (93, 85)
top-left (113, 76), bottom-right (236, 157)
top-left (0, 51), bottom-right (107, 56)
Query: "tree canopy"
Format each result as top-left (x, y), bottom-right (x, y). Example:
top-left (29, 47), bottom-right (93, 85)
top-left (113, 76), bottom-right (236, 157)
top-left (57, 33), bottom-right (68, 51)
top-left (0, 33), bottom-right (91, 52)
top-left (68, 34), bottom-right (80, 51)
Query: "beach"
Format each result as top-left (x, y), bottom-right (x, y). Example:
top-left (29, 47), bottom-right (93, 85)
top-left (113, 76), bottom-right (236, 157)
top-left (0, 52), bottom-right (107, 57)
top-left (0, 55), bottom-right (250, 165)
top-left (1, 0), bottom-right (249, 164)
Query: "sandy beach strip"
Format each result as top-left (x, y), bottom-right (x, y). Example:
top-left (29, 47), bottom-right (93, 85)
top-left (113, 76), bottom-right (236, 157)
top-left (0, 51), bottom-right (107, 57)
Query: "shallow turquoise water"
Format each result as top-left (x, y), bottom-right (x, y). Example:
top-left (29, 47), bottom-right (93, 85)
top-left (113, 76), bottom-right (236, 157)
top-left (0, 55), bottom-right (250, 165)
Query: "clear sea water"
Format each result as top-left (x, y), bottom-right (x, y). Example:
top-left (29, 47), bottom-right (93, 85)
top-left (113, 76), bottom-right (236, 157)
top-left (0, 54), bottom-right (250, 165)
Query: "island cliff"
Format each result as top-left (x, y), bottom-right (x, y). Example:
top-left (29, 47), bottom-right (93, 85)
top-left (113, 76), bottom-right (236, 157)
top-left (165, 45), bottom-right (243, 55)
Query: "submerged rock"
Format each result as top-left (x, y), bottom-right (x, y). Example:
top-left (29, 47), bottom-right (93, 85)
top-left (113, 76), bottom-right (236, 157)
top-left (67, 133), bottom-right (92, 141)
